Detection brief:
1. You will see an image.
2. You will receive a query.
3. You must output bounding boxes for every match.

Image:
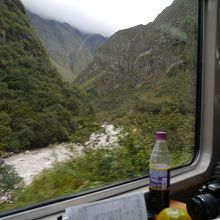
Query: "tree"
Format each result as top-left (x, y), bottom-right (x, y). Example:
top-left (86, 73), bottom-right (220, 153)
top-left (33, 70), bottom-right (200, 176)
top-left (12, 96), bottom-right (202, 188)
top-left (0, 162), bottom-right (23, 204)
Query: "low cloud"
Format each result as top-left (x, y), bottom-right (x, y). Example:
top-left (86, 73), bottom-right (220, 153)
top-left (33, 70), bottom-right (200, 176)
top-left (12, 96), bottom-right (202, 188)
top-left (21, 0), bottom-right (173, 37)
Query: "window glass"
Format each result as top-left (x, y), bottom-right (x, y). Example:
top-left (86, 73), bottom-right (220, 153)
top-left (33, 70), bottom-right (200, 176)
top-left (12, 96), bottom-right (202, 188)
top-left (0, 0), bottom-right (198, 212)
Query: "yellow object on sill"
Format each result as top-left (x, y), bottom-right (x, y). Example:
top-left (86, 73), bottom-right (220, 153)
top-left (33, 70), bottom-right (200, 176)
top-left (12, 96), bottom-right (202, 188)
top-left (157, 207), bottom-right (191, 220)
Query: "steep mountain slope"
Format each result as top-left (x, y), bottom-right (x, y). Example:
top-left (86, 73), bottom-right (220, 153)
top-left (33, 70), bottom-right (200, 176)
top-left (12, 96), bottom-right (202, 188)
top-left (0, 0), bottom-right (94, 152)
top-left (27, 11), bottom-right (106, 81)
top-left (75, 0), bottom-right (197, 117)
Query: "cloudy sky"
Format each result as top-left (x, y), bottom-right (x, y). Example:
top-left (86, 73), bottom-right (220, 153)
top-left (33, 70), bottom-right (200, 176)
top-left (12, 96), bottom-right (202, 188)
top-left (21, 0), bottom-right (174, 37)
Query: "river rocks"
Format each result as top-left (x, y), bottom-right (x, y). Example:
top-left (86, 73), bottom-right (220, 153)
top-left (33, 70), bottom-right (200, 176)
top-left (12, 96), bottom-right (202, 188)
top-left (0, 158), bottom-right (4, 165)
top-left (0, 151), bottom-right (14, 158)
top-left (4, 123), bottom-right (122, 185)
top-left (85, 123), bottom-right (122, 149)
top-left (4, 145), bottom-right (73, 185)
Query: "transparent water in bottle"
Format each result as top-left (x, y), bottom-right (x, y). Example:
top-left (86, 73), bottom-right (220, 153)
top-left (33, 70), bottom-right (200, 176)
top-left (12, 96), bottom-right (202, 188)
top-left (147, 131), bottom-right (171, 214)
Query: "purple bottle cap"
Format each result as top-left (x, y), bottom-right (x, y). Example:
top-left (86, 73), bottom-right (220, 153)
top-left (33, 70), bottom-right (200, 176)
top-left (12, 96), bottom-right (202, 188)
top-left (156, 131), bottom-right (167, 140)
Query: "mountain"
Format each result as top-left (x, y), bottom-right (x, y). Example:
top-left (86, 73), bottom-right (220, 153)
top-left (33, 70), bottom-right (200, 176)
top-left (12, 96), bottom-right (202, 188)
top-left (0, 0), bottom-right (94, 153)
top-left (27, 11), bottom-right (107, 81)
top-left (75, 0), bottom-right (197, 118)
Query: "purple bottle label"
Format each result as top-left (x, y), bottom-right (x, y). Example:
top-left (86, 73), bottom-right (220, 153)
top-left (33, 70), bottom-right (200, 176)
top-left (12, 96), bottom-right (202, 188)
top-left (149, 167), bottom-right (170, 190)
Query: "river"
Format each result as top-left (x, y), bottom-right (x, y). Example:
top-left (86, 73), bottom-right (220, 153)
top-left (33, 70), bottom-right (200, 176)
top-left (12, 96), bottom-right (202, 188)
top-left (3, 123), bottom-right (122, 185)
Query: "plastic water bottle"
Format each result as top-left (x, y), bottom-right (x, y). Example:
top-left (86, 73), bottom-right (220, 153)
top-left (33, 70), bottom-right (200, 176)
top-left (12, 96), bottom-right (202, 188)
top-left (147, 131), bottom-right (171, 214)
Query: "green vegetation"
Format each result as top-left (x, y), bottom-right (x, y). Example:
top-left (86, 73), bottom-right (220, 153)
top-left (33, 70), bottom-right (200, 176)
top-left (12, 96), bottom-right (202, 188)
top-left (0, 0), bottom-right (95, 153)
top-left (85, 69), bottom-right (196, 121)
top-left (0, 163), bottom-right (23, 209)
top-left (50, 59), bottom-right (76, 82)
top-left (7, 104), bottom-right (194, 209)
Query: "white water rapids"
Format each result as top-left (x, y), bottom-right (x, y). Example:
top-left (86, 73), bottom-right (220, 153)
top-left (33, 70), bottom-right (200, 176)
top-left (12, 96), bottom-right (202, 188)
top-left (4, 144), bottom-right (76, 185)
top-left (3, 124), bottom-right (122, 185)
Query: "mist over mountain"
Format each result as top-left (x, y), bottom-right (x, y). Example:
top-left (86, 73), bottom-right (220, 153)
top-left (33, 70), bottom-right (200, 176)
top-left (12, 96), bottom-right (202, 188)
top-left (27, 11), bottom-right (107, 81)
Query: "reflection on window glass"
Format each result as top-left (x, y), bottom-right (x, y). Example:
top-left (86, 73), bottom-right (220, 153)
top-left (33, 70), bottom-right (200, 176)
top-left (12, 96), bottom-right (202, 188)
top-left (0, 0), bottom-right (197, 212)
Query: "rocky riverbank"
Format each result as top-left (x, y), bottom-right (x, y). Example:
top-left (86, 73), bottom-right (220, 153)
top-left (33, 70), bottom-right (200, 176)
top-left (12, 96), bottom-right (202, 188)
top-left (3, 124), bottom-right (122, 185)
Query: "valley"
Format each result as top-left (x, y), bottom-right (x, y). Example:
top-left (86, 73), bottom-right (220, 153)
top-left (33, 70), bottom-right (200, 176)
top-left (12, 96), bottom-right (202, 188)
top-left (27, 11), bottom-right (107, 81)
top-left (0, 0), bottom-right (197, 213)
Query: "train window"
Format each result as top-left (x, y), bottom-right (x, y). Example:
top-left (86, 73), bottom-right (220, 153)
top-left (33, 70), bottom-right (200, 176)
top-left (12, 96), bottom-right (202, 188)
top-left (0, 0), bottom-right (202, 218)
